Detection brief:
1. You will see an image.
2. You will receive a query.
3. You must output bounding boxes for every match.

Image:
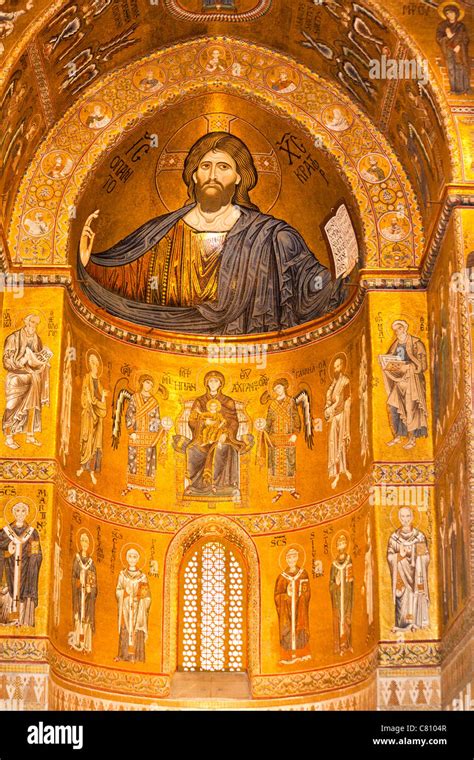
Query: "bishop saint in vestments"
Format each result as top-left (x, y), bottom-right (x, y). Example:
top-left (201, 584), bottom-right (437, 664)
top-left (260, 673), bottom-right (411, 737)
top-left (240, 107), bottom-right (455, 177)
top-left (274, 548), bottom-right (311, 664)
top-left (0, 502), bottom-right (42, 627)
top-left (387, 507), bottom-right (430, 631)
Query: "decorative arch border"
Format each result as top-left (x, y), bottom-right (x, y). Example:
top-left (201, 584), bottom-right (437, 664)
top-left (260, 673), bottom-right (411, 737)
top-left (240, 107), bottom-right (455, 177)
top-left (362, 0), bottom-right (460, 177)
top-left (8, 37), bottom-right (424, 272)
top-left (0, 0), bottom-right (461, 175)
top-left (162, 515), bottom-right (261, 680)
top-left (0, 2), bottom-right (462, 260)
top-left (164, 0), bottom-right (273, 24)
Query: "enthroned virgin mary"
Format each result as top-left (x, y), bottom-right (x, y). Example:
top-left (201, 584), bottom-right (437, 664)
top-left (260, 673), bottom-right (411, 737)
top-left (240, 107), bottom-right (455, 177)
top-left (79, 132), bottom-right (355, 335)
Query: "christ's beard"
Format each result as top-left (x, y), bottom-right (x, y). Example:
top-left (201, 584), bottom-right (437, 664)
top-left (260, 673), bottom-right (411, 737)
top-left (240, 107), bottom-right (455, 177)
top-left (196, 182), bottom-right (236, 213)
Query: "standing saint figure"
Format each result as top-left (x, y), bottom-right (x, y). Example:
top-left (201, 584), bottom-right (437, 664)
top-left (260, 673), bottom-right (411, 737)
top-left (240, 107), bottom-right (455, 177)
top-left (79, 132), bottom-right (355, 335)
top-left (112, 375), bottom-right (168, 500)
top-left (457, 462), bottom-right (470, 603)
top-left (115, 547), bottom-right (151, 663)
top-left (324, 355), bottom-right (352, 489)
top-left (59, 329), bottom-right (74, 465)
top-left (439, 493), bottom-right (450, 625)
top-left (0, 502), bottom-right (42, 627)
top-left (359, 335), bottom-right (370, 466)
top-left (52, 511), bottom-right (63, 629)
top-left (430, 307), bottom-right (443, 440)
top-left (329, 533), bottom-right (354, 655)
top-left (68, 530), bottom-right (97, 653)
top-left (274, 547), bottom-right (311, 664)
top-left (387, 507), bottom-right (430, 632)
top-left (447, 481), bottom-right (459, 618)
top-left (379, 320), bottom-right (428, 451)
top-left (447, 262), bottom-right (461, 408)
top-left (362, 519), bottom-right (375, 637)
top-left (396, 123), bottom-right (430, 207)
top-left (257, 380), bottom-right (313, 503)
top-left (76, 351), bottom-right (109, 485)
top-left (2, 314), bottom-right (52, 450)
top-left (439, 288), bottom-right (450, 431)
top-left (436, 4), bottom-right (470, 95)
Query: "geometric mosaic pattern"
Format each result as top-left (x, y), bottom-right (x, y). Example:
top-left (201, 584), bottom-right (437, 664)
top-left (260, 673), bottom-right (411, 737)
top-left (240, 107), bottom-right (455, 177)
top-left (181, 542), bottom-right (244, 672)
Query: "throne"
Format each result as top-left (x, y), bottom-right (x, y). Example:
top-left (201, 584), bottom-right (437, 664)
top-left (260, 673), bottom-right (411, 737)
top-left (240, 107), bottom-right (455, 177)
top-left (203, 0), bottom-right (237, 10)
top-left (172, 398), bottom-right (254, 509)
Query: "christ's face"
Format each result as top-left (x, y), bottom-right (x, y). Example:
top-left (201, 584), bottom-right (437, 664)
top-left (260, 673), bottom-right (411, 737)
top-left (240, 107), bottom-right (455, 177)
top-left (208, 401), bottom-right (219, 414)
top-left (193, 149), bottom-right (241, 213)
top-left (399, 507), bottom-right (413, 529)
top-left (13, 503), bottom-right (28, 525)
top-left (446, 9), bottom-right (457, 22)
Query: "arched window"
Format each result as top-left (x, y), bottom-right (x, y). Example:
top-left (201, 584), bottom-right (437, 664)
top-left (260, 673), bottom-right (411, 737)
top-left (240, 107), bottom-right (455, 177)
top-left (179, 540), bottom-right (246, 672)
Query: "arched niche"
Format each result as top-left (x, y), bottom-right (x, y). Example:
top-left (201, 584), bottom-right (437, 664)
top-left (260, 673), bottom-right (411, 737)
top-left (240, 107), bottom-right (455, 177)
top-left (162, 515), bottom-right (261, 684)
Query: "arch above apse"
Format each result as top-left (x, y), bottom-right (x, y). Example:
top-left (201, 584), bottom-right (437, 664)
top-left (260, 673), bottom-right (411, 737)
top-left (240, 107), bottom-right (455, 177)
top-left (356, 0), bottom-right (460, 170)
top-left (162, 515), bottom-right (261, 678)
top-left (0, 0), bottom-right (463, 249)
top-left (0, 0), bottom-right (459, 166)
top-left (8, 37), bottom-right (423, 278)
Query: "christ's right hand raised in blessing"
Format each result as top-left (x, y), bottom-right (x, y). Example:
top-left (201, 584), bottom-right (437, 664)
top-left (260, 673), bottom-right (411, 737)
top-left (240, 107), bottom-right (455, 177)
top-left (79, 210), bottom-right (100, 267)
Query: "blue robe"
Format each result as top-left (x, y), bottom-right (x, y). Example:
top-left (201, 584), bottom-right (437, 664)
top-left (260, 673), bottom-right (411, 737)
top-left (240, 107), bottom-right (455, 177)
top-left (78, 204), bottom-right (348, 335)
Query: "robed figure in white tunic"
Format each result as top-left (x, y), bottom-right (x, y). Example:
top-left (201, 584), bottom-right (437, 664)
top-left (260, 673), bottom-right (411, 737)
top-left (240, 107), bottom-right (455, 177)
top-left (387, 507), bottom-right (430, 631)
top-left (324, 357), bottom-right (352, 489)
top-left (115, 548), bottom-right (151, 662)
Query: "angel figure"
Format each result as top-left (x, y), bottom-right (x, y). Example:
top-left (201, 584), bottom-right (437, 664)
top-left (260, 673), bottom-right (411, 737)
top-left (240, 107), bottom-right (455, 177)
top-left (257, 378), bottom-right (313, 503)
top-left (111, 374), bottom-right (170, 500)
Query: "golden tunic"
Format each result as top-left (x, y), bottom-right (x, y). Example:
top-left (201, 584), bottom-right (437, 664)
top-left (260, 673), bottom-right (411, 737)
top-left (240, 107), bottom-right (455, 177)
top-left (146, 219), bottom-right (227, 306)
